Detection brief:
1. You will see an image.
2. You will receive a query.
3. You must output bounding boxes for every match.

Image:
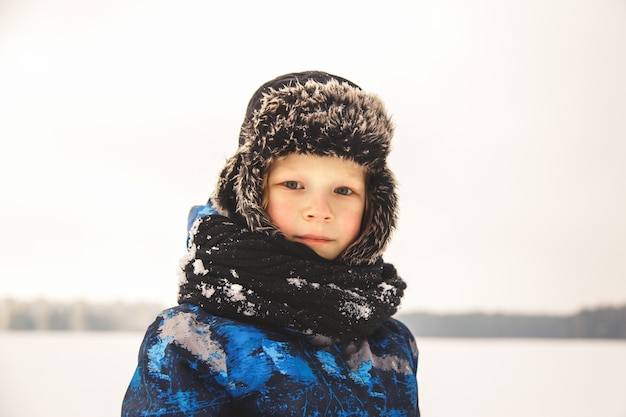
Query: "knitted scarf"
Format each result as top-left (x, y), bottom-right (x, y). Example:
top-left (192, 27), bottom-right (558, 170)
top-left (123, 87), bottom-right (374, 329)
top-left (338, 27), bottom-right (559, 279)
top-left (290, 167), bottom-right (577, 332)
top-left (178, 215), bottom-right (406, 342)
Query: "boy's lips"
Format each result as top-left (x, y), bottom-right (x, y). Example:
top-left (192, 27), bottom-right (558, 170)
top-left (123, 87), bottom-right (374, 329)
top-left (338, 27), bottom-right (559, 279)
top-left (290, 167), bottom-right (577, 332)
top-left (295, 234), bottom-right (333, 244)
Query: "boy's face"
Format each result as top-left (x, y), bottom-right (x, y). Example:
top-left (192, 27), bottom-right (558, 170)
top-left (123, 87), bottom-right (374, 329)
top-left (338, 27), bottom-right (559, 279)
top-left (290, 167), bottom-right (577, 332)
top-left (265, 153), bottom-right (366, 260)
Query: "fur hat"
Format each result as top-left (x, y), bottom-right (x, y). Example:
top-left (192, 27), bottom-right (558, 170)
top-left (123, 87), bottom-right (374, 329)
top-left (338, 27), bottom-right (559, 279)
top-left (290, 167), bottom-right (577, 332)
top-left (212, 71), bottom-right (397, 266)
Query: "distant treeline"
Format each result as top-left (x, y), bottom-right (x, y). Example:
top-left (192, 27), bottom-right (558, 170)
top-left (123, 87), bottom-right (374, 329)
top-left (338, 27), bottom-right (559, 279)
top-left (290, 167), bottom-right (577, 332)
top-left (0, 298), bottom-right (164, 331)
top-left (2, 298), bottom-right (626, 338)
top-left (397, 305), bottom-right (626, 339)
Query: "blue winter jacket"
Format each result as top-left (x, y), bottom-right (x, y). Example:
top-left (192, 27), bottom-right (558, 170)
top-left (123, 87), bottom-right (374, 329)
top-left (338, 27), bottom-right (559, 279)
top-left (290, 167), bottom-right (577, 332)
top-left (122, 303), bottom-right (419, 416)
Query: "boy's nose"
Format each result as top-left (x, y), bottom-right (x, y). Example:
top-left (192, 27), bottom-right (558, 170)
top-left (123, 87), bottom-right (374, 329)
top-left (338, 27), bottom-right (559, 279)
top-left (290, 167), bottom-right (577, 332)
top-left (304, 194), bottom-right (333, 220)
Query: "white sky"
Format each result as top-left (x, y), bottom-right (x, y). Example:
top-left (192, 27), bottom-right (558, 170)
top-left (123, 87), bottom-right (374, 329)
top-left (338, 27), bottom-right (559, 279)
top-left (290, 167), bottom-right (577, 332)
top-left (1, 0), bottom-right (625, 314)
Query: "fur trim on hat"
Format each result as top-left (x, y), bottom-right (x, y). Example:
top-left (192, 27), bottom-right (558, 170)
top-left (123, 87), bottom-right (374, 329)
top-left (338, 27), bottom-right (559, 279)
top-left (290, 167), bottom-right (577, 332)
top-left (212, 71), bottom-right (397, 266)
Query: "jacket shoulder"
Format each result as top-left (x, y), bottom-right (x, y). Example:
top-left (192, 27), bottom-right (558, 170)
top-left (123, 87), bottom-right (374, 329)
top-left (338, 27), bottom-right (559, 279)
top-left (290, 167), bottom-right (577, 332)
top-left (371, 317), bottom-right (419, 364)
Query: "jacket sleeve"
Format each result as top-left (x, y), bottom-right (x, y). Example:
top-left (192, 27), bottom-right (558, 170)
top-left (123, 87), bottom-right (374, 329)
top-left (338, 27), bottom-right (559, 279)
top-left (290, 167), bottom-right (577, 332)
top-left (122, 311), bottom-right (231, 417)
top-left (392, 318), bottom-right (420, 417)
top-left (410, 326), bottom-right (420, 417)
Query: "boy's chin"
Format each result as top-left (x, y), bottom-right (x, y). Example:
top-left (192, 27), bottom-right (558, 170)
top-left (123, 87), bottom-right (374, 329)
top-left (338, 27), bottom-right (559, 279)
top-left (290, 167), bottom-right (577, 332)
top-left (305, 245), bottom-right (342, 262)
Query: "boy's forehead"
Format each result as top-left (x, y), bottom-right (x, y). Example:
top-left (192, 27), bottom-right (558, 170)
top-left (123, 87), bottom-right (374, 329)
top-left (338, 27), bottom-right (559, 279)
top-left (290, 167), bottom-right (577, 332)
top-left (269, 153), bottom-right (366, 172)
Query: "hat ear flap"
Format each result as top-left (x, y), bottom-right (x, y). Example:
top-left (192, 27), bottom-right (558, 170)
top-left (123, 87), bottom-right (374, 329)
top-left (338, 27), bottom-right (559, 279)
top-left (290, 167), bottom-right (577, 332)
top-left (213, 150), bottom-right (276, 234)
top-left (213, 152), bottom-right (244, 220)
top-left (340, 167), bottom-right (398, 265)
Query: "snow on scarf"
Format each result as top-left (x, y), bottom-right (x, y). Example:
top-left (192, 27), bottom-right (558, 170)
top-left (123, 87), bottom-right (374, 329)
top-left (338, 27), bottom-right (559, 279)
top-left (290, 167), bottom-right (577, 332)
top-left (178, 215), bottom-right (406, 342)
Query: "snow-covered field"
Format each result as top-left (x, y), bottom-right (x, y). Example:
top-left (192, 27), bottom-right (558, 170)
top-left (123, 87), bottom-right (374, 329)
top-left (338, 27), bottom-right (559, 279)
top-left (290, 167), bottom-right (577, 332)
top-left (1, 332), bottom-right (625, 417)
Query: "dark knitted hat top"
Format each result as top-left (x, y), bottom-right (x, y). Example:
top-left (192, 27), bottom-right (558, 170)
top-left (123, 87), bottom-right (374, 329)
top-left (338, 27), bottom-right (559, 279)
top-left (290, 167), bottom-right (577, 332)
top-left (212, 71), bottom-right (398, 266)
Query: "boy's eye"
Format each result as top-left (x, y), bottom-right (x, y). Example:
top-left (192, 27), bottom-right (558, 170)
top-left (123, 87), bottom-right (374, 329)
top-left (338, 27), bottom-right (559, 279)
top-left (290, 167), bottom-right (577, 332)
top-left (335, 187), bottom-right (353, 196)
top-left (283, 181), bottom-right (302, 189)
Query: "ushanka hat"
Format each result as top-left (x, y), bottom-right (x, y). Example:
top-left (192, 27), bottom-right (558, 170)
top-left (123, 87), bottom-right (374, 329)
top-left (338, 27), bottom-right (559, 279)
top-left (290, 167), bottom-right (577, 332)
top-left (212, 71), bottom-right (398, 266)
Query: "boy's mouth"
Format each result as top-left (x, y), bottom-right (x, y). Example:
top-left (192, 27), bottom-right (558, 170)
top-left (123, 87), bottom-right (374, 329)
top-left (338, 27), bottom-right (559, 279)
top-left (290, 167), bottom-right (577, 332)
top-left (295, 234), bottom-right (333, 245)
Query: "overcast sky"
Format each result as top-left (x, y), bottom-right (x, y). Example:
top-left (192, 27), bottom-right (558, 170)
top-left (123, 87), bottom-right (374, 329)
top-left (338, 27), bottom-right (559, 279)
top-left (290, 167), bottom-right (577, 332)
top-left (1, 0), bottom-right (625, 314)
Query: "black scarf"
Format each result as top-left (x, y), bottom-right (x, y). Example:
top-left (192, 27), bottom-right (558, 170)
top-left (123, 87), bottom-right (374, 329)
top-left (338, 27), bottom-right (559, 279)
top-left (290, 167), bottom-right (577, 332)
top-left (178, 215), bottom-right (406, 342)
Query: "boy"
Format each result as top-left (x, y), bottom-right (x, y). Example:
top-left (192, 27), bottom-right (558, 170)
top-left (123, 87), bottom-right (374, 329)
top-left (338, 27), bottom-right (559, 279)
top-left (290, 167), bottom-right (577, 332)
top-left (122, 71), bottom-right (420, 416)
